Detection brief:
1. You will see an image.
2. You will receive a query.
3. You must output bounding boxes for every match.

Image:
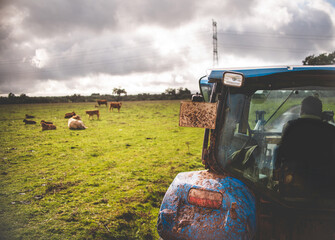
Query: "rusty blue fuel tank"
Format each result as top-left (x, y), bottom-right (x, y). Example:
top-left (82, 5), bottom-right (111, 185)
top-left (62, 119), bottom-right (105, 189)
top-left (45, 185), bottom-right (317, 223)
top-left (157, 170), bottom-right (256, 239)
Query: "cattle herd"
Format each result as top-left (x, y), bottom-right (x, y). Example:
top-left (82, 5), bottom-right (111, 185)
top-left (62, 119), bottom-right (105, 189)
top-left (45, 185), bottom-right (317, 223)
top-left (22, 100), bottom-right (122, 131)
top-left (97, 100), bottom-right (122, 112)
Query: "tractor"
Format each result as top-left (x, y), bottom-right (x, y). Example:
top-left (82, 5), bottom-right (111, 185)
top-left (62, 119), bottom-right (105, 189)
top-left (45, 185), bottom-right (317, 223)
top-left (157, 66), bottom-right (335, 239)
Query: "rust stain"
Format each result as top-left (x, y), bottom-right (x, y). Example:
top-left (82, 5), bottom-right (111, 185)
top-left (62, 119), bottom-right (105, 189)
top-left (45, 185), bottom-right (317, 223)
top-left (230, 202), bottom-right (238, 219)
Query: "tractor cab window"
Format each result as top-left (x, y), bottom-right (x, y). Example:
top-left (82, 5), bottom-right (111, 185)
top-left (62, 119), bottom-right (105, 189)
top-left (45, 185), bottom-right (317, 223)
top-left (217, 88), bottom-right (335, 196)
top-left (199, 78), bottom-right (213, 102)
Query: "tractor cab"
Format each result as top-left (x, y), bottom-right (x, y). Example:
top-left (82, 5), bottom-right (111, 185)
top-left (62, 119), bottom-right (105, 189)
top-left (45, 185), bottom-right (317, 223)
top-left (157, 66), bottom-right (335, 239)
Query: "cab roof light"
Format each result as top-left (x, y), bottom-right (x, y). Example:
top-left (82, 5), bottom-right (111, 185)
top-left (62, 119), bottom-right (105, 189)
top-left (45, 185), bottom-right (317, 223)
top-left (188, 188), bottom-right (223, 209)
top-left (223, 72), bottom-right (244, 88)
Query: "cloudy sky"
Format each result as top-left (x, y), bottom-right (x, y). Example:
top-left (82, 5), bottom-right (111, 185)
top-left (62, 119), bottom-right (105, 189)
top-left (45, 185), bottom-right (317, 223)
top-left (1, 0), bottom-right (335, 96)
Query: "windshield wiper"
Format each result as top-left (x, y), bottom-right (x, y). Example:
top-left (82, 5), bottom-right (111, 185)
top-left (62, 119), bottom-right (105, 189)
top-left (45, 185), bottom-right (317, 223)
top-left (265, 90), bottom-right (296, 125)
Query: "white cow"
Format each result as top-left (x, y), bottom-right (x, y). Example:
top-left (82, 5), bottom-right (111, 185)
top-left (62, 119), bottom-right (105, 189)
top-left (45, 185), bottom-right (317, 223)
top-left (68, 115), bottom-right (87, 130)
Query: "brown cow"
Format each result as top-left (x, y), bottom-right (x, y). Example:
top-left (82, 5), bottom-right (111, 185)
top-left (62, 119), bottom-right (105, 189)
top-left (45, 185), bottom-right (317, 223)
top-left (41, 122), bottom-right (56, 131)
top-left (25, 114), bottom-right (35, 119)
top-left (109, 102), bottom-right (122, 112)
top-left (97, 100), bottom-right (107, 107)
top-left (65, 112), bottom-right (76, 118)
top-left (86, 110), bottom-right (99, 119)
top-left (23, 119), bottom-right (36, 124)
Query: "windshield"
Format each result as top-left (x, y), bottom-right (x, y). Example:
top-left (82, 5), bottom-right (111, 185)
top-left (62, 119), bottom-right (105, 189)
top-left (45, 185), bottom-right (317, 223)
top-left (217, 88), bottom-right (335, 194)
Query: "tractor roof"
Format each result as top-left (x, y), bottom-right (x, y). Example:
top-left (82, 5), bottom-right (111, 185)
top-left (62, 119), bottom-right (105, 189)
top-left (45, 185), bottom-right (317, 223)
top-left (207, 65), bottom-right (335, 90)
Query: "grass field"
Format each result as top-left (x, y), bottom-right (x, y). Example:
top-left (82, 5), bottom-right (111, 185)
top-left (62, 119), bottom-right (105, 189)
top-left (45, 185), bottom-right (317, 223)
top-left (0, 101), bottom-right (205, 240)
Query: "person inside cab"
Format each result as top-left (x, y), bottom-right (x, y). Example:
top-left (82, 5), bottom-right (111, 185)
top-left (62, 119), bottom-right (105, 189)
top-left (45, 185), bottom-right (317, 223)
top-left (276, 96), bottom-right (335, 197)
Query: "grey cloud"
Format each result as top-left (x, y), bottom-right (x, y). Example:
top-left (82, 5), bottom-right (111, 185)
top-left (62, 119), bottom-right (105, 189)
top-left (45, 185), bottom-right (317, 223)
top-left (3, 0), bottom-right (199, 38)
top-left (118, 0), bottom-right (199, 28)
top-left (0, 0), bottom-right (334, 96)
top-left (0, 30), bottom-right (189, 93)
top-left (0, 0), bottom-right (199, 90)
top-left (284, 8), bottom-right (334, 50)
top-left (18, 0), bottom-right (120, 36)
top-left (0, 24), bottom-right (11, 41)
top-left (200, 0), bottom-right (256, 18)
top-left (216, 5), bottom-right (335, 63)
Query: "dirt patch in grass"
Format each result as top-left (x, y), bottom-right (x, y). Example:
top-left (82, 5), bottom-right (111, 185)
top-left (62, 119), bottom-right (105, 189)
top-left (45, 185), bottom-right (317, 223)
top-left (45, 181), bottom-right (81, 194)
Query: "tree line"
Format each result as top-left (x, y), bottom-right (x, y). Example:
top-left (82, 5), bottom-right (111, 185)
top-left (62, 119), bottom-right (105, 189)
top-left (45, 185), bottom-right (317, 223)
top-left (303, 51), bottom-right (335, 65)
top-left (0, 87), bottom-right (192, 104)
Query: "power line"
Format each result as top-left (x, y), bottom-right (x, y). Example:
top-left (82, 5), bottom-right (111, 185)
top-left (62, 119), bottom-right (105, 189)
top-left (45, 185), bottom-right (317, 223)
top-left (0, 43), bottom-right (213, 78)
top-left (0, 32), bottom-right (212, 66)
top-left (0, 29), bottom-right (333, 66)
top-left (217, 42), bottom-right (329, 53)
top-left (0, 28), bottom-right (333, 76)
top-left (217, 30), bottom-right (335, 40)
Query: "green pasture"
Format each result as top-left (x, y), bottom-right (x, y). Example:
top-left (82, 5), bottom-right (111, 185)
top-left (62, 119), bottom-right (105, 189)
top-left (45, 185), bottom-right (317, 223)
top-left (250, 95), bottom-right (335, 129)
top-left (0, 101), bottom-right (204, 240)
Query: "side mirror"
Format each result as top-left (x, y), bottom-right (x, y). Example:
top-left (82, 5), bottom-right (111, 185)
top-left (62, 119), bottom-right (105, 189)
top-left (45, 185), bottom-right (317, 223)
top-left (322, 111), bottom-right (334, 123)
top-left (251, 91), bottom-right (267, 104)
top-left (223, 72), bottom-right (244, 88)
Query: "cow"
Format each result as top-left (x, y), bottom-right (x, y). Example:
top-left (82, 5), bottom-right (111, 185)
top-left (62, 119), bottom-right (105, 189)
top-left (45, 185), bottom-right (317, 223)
top-left (97, 100), bottom-right (108, 107)
top-left (40, 120), bottom-right (53, 125)
top-left (86, 110), bottom-right (100, 119)
top-left (23, 119), bottom-right (36, 124)
top-left (65, 112), bottom-right (76, 119)
top-left (25, 114), bottom-right (35, 119)
top-left (68, 115), bottom-right (87, 130)
top-left (109, 102), bottom-right (122, 112)
top-left (41, 122), bottom-right (56, 131)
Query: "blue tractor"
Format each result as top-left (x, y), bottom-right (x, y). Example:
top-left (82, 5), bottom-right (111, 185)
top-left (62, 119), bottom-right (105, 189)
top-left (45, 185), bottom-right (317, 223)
top-left (157, 66), bottom-right (335, 239)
